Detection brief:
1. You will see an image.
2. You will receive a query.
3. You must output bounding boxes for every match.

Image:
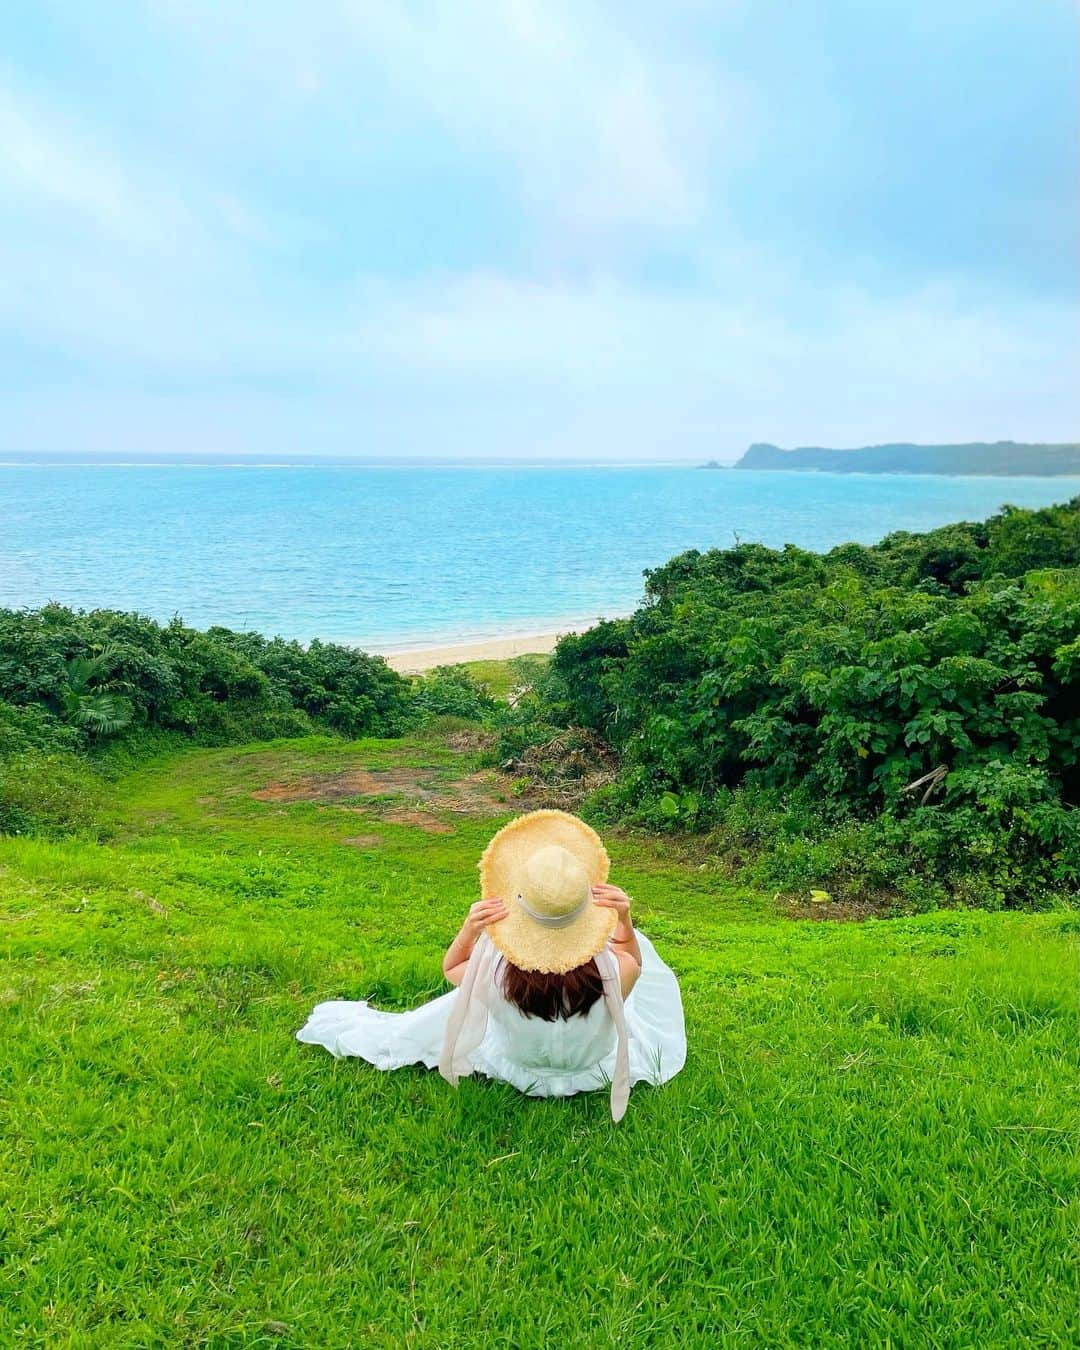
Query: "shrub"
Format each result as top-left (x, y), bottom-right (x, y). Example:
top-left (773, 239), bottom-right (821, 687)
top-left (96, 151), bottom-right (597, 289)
top-left (518, 498), bottom-right (1080, 909)
top-left (0, 749), bottom-right (102, 837)
top-left (0, 606), bottom-right (415, 838)
top-left (0, 606), bottom-right (413, 751)
top-left (0, 701), bottom-right (81, 757)
top-left (408, 666), bottom-right (497, 724)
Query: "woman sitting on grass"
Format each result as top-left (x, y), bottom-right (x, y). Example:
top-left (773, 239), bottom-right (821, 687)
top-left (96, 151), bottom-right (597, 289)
top-left (297, 810), bottom-right (686, 1120)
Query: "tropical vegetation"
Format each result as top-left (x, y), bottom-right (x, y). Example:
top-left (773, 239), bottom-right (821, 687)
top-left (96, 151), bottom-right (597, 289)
top-left (0, 605), bottom-right (491, 836)
top-left (501, 497), bottom-right (1080, 910)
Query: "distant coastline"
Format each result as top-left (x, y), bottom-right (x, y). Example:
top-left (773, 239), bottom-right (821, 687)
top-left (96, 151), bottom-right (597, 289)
top-left (12, 443), bottom-right (1080, 475)
top-left (726, 440), bottom-right (1080, 476)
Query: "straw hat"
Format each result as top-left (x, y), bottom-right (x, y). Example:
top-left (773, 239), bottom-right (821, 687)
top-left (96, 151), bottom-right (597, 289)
top-left (480, 809), bottom-right (616, 974)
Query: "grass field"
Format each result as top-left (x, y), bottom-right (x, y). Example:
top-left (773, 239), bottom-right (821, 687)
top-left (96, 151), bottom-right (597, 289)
top-left (459, 653), bottom-right (548, 700)
top-left (1, 723), bottom-right (1076, 1347)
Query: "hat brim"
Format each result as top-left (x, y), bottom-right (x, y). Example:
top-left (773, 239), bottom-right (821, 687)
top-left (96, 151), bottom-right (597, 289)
top-left (479, 809), bottom-right (616, 974)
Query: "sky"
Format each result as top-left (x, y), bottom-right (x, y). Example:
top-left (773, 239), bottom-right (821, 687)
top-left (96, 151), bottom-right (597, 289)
top-left (0, 0), bottom-right (1077, 462)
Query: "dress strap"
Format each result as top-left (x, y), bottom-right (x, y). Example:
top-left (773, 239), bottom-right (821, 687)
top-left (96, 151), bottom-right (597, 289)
top-left (595, 945), bottom-right (631, 1122)
top-left (438, 932), bottom-right (495, 1088)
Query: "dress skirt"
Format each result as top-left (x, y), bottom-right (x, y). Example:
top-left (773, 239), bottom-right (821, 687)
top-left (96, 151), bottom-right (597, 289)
top-left (297, 931), bottom-right (686, 1100)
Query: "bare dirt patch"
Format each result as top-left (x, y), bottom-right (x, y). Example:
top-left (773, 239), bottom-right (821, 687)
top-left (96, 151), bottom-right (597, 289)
top-left (783, 894), bottom-right (901, 922)
top-left (339, 834), bottom-right (385, 849)
top-left (252, 767), bottom-right (433, 804)
top-left (251, 761), bottom-right (509, 822)
top-left (249, 751), bottom-right (603, 825)
top-left (384, 810), bottom-right (455, 834)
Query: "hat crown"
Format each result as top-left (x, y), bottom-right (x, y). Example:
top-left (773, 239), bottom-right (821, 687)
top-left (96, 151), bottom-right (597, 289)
top-left (480, 809), bottom-right (613, 974)
top-left (519, 845), bottom-right (589, 919)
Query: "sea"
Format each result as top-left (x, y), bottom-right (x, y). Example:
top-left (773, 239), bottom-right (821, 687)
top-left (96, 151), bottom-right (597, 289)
top-left (2, 464), bottom-right (1078, 651)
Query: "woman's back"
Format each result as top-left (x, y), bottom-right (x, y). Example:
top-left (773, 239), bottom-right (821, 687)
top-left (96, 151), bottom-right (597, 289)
top-left (486, 970), bottom-right (617, 1075)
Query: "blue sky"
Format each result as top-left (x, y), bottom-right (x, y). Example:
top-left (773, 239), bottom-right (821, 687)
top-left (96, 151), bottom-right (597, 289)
top-left (1, 1), bottom-right (1076, 460)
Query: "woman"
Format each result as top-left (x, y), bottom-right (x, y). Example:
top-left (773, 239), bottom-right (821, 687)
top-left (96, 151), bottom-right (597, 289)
top-left (297, 809), bottom-right (686, 1120)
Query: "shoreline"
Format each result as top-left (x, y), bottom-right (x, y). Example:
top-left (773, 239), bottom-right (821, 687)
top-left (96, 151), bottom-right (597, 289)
top-left (378, 630), bottom-right (573, 673)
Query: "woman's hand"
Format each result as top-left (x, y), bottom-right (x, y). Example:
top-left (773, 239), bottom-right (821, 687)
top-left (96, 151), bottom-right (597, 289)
top-left (591, 883), bottom-right (632, 920)
top-left (594, 883), bottom-right (641, 984)
top-left (443, 897), bottom-right (508, 986)
top-left (464, 896), bottom-right (508, 934)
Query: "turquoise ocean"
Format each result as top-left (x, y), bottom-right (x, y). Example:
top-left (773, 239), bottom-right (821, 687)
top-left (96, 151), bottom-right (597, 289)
top-left (3, 465), bottom-right (1078, 650)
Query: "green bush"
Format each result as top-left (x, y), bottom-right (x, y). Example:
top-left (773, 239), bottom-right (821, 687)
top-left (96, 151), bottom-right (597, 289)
top-left (0, 701), bottom-right (81, 757)
top-left (0, 605), bottom-right (414, 751)
top-left (516, 498), bottom-right (1080, 909)
top-left (0, 605), bottom-right (423, 837)
top-left (409, 666), bottom-right (497, 723)
top-left (0, 749), bottom-right (102, 837)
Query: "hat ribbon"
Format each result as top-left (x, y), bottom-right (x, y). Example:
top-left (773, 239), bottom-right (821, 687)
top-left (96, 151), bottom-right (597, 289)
top-left (516, 887), bottom-right (590, 928)
top-left (439, 933), bottom-right (495, 1088)
top-left (596, 946), bottom-right (631, 1122)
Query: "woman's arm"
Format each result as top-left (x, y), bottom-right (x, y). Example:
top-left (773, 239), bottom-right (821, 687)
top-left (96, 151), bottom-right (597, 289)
top-left (592, 883), bottom-right (641, 998)
top-left (442, 897), bottom-right (508, 986)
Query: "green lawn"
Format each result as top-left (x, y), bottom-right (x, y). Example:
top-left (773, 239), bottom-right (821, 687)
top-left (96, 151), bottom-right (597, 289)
top-left (1, 729), bottom-right (1076, 1347)
top-left (459, 653), bottom-right (548, 700)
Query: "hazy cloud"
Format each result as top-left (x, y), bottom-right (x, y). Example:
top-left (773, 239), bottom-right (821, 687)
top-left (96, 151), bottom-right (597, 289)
top-left (0, 0), bottom-right (1075, 458)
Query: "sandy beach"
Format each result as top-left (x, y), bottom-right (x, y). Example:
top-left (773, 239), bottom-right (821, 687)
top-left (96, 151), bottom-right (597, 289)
top-left (380, 630), bottom-right (569, 674)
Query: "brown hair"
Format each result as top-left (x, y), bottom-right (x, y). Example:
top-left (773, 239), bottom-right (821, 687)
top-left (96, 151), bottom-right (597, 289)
top-left (499, 957), bottom-right (603, 1021)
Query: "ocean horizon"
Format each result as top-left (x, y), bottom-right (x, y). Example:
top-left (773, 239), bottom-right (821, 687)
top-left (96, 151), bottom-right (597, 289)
top-left (4, 464), bottom-right (1078, 650)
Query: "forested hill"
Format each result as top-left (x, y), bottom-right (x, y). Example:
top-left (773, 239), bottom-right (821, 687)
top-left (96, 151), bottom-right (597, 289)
top-left (731, 441), bottom-right (1080, 475)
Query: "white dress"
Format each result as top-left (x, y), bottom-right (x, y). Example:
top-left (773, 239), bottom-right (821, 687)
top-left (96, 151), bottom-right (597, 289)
top-left (297, 931), bottom-right (685, 1120)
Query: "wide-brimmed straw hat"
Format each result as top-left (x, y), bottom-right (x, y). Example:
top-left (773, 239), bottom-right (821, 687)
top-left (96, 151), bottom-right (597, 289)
top-left (480, 809), bottom-right (616, 974)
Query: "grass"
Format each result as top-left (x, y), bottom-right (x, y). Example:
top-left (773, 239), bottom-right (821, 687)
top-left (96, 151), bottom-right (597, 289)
top-left (459, 654), bottom-right (548, 700)
top-left (1, 728), bottom-right (1077, 1346)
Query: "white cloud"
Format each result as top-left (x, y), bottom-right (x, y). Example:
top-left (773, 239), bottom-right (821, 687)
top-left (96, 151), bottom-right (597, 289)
top-left (3, 235), bottom-right (1074, 456)
top-left (347, 269), bottom-right (1076, 397)
top-left (0, 3), bottom-right (1074, 459)
top-left (0, 70), bottom-right (294, 259)
top-left (0, 84), bottom-right (173, 246)
top-left (334, 0), bottom-right (718, 245)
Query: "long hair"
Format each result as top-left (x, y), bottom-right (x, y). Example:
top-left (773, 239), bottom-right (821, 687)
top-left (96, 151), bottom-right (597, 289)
top-left (499, 957), bottom-right (603, 1021)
